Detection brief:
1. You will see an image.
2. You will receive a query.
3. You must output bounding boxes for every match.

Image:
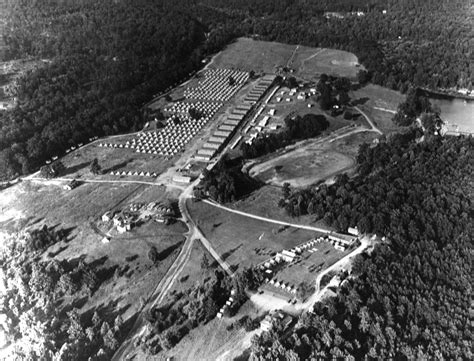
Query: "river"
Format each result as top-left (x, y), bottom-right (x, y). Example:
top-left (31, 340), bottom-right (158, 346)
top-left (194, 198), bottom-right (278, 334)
top-left (430, 98), bottom-right (474, 133)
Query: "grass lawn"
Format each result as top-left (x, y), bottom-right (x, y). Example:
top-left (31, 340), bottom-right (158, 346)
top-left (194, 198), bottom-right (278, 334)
top-left (188, 200), bottom-right (323, 271)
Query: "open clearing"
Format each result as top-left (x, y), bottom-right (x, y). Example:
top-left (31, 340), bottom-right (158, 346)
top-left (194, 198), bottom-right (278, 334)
top-left (250, 148), bottom-right (354, 188)
top-left (58, 137), bottom-right (174, 181)
top-left (211, 37), bottom-right (363, 80)
top-left (351, 84), bottom-right (405, 134)
top-left (247, 129), bottom-right (377, 188)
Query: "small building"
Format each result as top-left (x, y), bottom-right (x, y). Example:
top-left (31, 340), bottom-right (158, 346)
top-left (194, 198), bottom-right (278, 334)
top-left (173, 175), bottom-right (192, 184)
top-left (348, 227), bottom-right (359, 236)
top-left (260, 316), bottom-right (273, 332)
top-left (101, 236), bottom-right (110, 244)
top-left (117, 223), bottom-right (131, 233)
top-left (280, 250), bottom-right (297, 262)
top-left (113, 215), bottom-right (123, 226)
top-left (63, 179), bottom-right (80, 191)
top-left (268, 109), bottom-right (276, 116)
top-left (328, 232), bottom-right (356, 246)
top-left (102, 211), bottom-right (113, 222)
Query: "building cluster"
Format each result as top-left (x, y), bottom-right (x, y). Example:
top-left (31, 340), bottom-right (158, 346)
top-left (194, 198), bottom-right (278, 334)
top-left (195, 103), bottom-right (253, 162)
top-left (195, 75), bottom-right (277, 162)
top-left (101, 201), bottom-right (174, 235)
top-left (260, 311), bottom-right (293, 332)
top-left (244, 75), bottom-right (277, 104)
top-left (184, 68), bottom-right (249, 101)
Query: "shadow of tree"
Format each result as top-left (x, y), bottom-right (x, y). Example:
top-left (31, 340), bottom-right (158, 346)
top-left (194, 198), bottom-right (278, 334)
top-left (222, 244), bottom-right (242, 262)
top-left (103, 159), bottom-right (133, 174)
top-left (48, 245), bottom-right (68, 258)
top-left (158, 240), bottom-right (184, 261)
top-left (64, 161), bottom-right (90, 175)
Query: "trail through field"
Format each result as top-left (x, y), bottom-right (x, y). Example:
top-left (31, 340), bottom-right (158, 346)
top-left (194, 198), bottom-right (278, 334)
top-left (299, 48), bottom-right (326, 74)
top-left (373, 106), bottom-right (397, 114)
top-left (202, 199), bottom-right (331, 234)
top-left (113, 179), bottom-right (233, 360)
top-left (286, 44), bottom-right (299, 68)
top-left (353, 105), bottom-right (383, 135)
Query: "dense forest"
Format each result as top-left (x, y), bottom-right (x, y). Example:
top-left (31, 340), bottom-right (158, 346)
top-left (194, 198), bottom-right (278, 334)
top-left (0, 227), bottom-right (127, 359)
top-left (0, 0), bottom-right (472, 179)
top-left (253, 133), bottom-right (473, 359)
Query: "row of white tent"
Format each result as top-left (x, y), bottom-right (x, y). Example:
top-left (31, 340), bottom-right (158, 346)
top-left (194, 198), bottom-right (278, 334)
top-left (109, 170), bottom-right (158, 177)
top-left (266, 279), bottom-right (297, 295)
top-left (126, 110), bottom-right (212, 155)
top-left (164, 100), bottom-right (221, 116)
top-left (184, 68), bottom-right (249, 101)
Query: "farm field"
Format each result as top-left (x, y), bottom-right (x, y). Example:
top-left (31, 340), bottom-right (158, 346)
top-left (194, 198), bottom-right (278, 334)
top-left (187, 200), bottom-right (323, 271)
top-left (211, 37), bottom-right (363, 80)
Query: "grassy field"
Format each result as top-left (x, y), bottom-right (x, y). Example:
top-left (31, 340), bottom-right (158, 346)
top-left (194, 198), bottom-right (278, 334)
top-left (252, 150), bottom-right (354, 187)
top-left (211, 38), bottom-right (297, 73)
top-left (56, 139), bottom-right (174, 181)
top-left (351, 84), bottom-right (405, 134)
top-left (0, 179), bottom-right (187, 330)
top-left (187, 200), bottom-right (324, 271)
top-left (293, 46), bottom-right (363, 81)
top-left (210, 37), bottom-right (363, 80)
